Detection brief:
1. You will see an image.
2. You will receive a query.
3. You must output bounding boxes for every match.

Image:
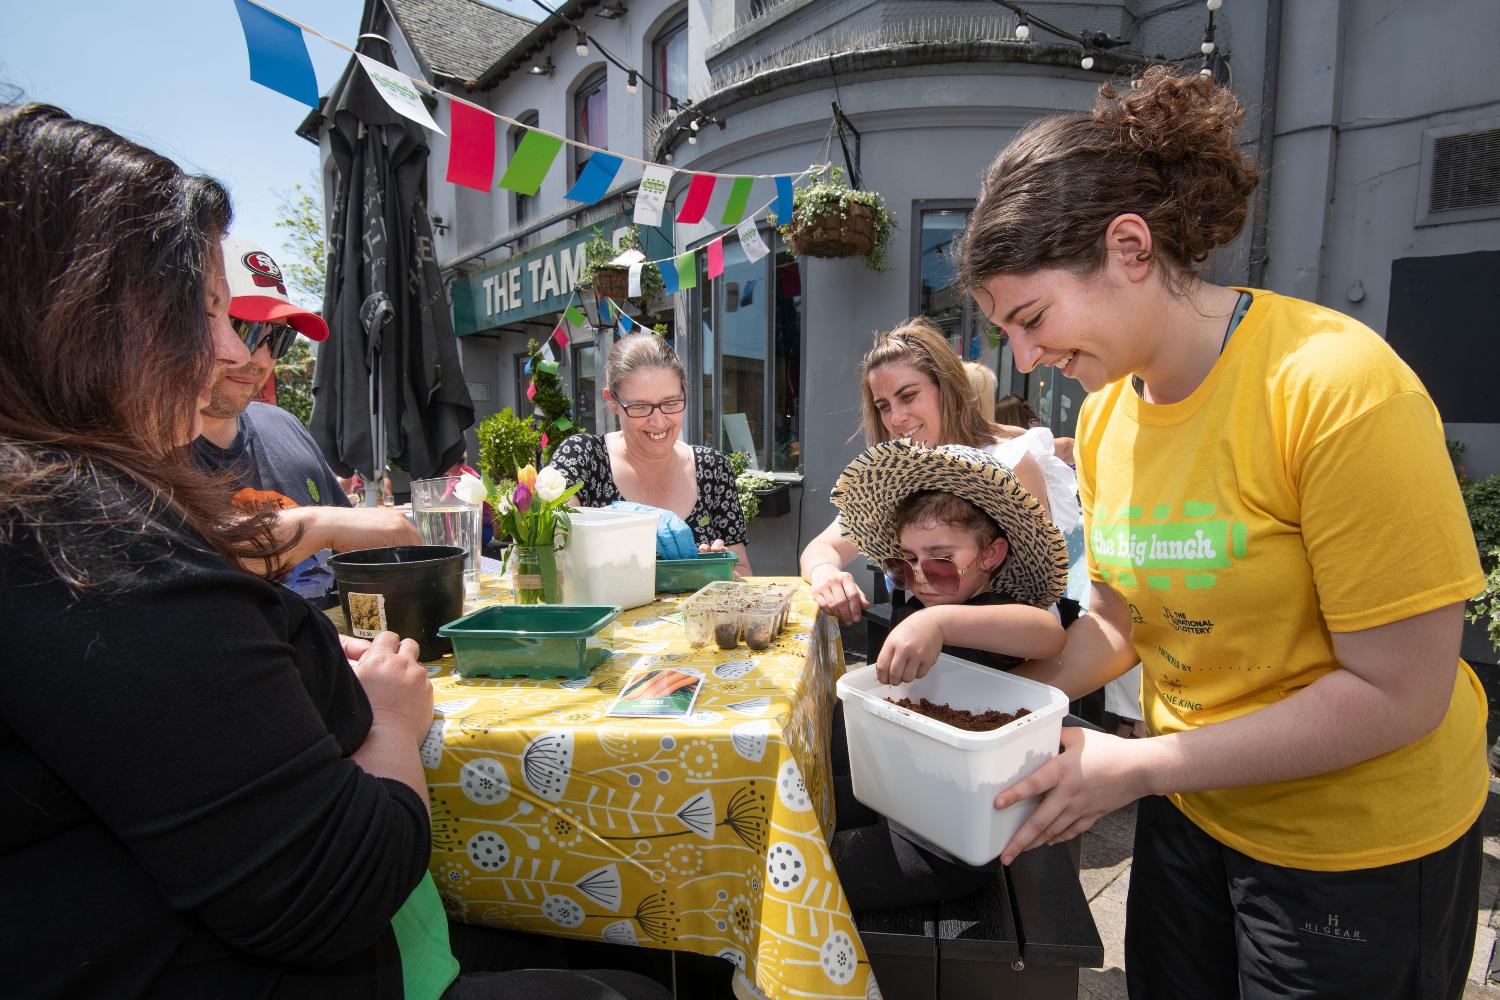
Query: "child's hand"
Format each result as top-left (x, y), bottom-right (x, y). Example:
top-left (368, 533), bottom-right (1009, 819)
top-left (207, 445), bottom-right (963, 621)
top-left (875, 613), bottom-right (944, 685)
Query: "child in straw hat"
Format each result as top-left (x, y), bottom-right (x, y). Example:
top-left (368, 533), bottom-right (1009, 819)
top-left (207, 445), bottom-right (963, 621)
top-left (832, 439), bottom-right (1070, 686)
top-left (826, 440), bottom-right (1072, 908)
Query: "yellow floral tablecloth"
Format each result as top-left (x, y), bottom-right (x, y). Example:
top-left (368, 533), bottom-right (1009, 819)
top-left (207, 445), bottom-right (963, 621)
top-left (418, 578), bottom-right (877, 1000)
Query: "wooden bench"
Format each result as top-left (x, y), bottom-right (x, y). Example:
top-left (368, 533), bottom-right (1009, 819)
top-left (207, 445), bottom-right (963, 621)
top-left (855, 840), bottom-right (1104, 1000)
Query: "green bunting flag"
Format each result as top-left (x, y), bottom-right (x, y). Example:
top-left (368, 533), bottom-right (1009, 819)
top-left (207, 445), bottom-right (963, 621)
top-left (499, 130), bottom-right (563, 196)
top-left (720, 176), bottom-right (755, 226)
top-left (674, 251), bottom-right (697, 290)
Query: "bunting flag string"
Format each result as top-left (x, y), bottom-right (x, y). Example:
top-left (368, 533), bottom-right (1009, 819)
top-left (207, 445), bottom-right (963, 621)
top-left (233, 0), bottom-right (815, 196)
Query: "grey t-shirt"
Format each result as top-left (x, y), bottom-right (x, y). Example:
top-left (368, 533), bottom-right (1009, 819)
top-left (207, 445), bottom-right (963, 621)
top-left (194, 402), bottom-right (350, 607)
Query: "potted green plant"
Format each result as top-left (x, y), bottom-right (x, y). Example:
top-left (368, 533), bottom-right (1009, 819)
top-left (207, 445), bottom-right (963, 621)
top-left (775, 166), bottom-right (895, 271)
top-left (579, 226), bottom-right (664, 302)
top-left (476, 407), bottom-right (542, 505)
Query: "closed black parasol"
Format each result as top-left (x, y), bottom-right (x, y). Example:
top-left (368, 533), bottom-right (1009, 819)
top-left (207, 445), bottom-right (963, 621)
top-left (311, 27), bottom-right (472, 489)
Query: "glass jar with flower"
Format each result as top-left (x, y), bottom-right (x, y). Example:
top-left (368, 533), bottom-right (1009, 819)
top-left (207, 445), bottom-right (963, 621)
top-left (488, 463), bottom-right (581, 603)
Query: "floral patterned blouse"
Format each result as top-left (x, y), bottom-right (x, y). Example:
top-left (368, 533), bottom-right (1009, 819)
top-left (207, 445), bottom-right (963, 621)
top-left (549, 433), bottom-right (747, 546)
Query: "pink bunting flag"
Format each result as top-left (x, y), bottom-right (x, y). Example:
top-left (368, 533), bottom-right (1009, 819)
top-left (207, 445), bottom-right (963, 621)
top-left (445, 100), bottom-right (497, 191)
top-left (553, 322), bottom-right (570, 349)
top-left (526, 381), bottom-right (536, 401)
top-left (706, 237), bottom-right (725, 280)
top-left (541, 433), bottom-right (549, 450)
top-left (675, 174), bottom-right (717, 224)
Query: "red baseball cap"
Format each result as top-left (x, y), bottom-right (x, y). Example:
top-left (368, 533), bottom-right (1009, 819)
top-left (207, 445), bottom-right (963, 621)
top-left (221, 235), bottom-right (329, 341)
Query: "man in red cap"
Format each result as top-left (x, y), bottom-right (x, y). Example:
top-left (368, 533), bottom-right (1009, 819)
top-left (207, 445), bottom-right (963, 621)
top-left (196, 236), bottom-right (417, 607)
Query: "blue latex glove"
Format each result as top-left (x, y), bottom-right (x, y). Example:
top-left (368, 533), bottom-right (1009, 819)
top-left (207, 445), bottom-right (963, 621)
top-left (609, 500), bottom-right (698, 560)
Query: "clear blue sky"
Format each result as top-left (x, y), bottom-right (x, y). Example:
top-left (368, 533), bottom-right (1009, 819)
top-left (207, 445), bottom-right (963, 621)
top-left (3, 0), bottom-right (536, 307)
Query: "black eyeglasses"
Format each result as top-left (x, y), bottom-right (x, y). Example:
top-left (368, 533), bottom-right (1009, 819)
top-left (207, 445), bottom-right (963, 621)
top-left (231, 318), bottom-right (300, 361)
top-left (618, 397), bottom-right (687, 418)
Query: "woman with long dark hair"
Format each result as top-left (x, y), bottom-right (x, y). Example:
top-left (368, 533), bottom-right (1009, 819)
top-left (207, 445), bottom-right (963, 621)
top-left (963, 68), bottom-right (1485, 998)
top-left (0, 104), bottom-right (665, 1000)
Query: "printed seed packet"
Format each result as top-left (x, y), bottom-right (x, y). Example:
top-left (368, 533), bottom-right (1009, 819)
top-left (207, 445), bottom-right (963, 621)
top-left (608, 667), bottom-right (705, 718)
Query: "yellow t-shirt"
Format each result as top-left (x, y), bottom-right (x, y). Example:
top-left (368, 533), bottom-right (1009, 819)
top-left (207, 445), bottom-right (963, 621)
top-left (1076, 289), bottom-right (1487, 871)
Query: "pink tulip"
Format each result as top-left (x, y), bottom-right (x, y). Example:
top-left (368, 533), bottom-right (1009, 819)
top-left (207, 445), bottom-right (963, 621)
top-left (513, 482), bottom-right (533, 512)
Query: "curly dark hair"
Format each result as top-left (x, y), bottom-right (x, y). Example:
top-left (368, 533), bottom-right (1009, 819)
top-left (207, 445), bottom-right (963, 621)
top-left (956, 66), bottom-right (1259, 296)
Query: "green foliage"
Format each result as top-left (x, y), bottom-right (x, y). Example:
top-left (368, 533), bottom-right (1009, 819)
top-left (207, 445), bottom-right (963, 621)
top-left (270, 177), bottom-right (325, 426)
top-left (579, 225), bottom-right (664, 299)
top-left (273, 178), bottom-right (326, 306)
top-left (728, 450), bottom-right (774, 525)
top-left (1461, 474), bottom-right (1500, 650)
top-left (476, 407), bottom-right (541, 500)
top-left (527, 339), bottom-right (582, 464)
top-left (774, 165), bottom-right (896, 271)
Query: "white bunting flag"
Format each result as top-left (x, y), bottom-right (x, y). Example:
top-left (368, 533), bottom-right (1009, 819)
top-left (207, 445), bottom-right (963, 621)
top-left (609, 247), bottom-right (646, 267)
top-left (633, 164), bottom-right (673, 227)
top-left (628, 263), bottom-right (644, 297)
top-left (541, 341), bottom-right (555, 363)
top-left (737, 219), bottom-right (770, 263)
top-left (357, 54), bottom-right (444, 133)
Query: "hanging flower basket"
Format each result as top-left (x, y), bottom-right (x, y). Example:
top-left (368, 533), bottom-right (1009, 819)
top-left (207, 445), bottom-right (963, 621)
top-left (786, 202), bottom-right (878, 260)
top-left (776, 167), bottom-right (896, 270)
top-left (589, 265), bottom-right (631, 301)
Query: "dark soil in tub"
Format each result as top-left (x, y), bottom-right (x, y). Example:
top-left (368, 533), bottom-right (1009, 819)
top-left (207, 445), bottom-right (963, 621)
top-left (887, 698), bottom-right (1031, 732)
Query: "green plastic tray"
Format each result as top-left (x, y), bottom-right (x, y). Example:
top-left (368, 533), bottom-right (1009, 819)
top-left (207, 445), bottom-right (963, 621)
top-left (438, 604), bottom-right (621, 679)
top-left (654, 551), bottom-right (739, 593)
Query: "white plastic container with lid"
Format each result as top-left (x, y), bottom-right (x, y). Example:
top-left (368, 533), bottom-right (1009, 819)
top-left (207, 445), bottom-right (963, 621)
top-left (555, 508), bottom-right (659, 609)
top-left (835, 654), bottom-right (1068, 865)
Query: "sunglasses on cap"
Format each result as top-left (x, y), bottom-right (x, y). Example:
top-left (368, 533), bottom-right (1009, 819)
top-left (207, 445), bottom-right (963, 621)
top-left (231, 318), bottom-right (299, 361)
top-left (881, 552), bottom-right (985, 594)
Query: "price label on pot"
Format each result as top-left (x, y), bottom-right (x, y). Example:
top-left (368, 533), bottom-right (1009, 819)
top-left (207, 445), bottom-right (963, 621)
top-left (346, 591), bottom-right (388, 639)
top-left (737, 219), bottom-right (769, 263)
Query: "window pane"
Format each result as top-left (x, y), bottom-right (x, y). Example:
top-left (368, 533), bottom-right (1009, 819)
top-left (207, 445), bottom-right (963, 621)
top-left (513, 116), bottom-right (536, 225)
top-left (718, 245), bottom-right (764, 464)
top-left (574, 76), bottom-right (606, 178)
top-left (654, 17), bottom-right (687, 117)
top-left (772, 239), bottom-right (802, 472)
top-left (919, 209), bottom-right (968, 349)
top-left (699, 256), bottom-right (714, 445)
top-left (572, 343), bottom-right (596, 434)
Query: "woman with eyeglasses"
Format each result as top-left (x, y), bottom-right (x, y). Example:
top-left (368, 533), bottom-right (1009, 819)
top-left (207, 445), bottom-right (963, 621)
top-left (799, 316), bottom-right (1077, 623)
top-left (0, 103), bottom-right (669, 1000)
top-left (549, 333), bottom-right (752, 575)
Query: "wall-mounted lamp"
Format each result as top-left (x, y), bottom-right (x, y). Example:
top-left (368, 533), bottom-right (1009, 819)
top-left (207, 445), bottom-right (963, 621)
top-left (528, 58), bottom-right (555, 76)
top-left (594, 2), bottom-right (627, 18)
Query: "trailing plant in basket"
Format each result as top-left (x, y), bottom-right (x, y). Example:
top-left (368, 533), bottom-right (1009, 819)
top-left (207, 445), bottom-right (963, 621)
top-left (775, 165), bottom-right (895, 271)
top-left (729, 450), bottom-right (774, 525)
top-left (580, 226), bottom-right (664, 300)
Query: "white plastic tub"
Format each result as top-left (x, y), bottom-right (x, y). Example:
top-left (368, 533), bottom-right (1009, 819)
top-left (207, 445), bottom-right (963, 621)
top-left (835, 654), bottom-right (1068, 865)
top-left (555, 508), bottom-right (658, 610)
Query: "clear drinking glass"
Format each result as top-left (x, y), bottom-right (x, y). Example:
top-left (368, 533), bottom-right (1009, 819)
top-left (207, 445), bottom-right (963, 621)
top-left (411, 475), bottom-right (482, 595)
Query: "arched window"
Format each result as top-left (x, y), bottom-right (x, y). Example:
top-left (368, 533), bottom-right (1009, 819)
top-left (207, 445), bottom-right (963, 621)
top-left (511, 111), bottom-right (539, 227)
top-left (572, 69), bottom-right (607, 181)
top-left (651, 11), bottom-right (687, 118)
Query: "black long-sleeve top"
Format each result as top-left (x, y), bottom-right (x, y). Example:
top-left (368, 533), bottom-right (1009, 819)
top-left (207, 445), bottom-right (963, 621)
top-left (0, 476), bottom-right (430, 998)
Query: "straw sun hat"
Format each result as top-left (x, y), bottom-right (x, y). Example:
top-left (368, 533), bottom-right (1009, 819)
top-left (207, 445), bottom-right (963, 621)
top-left (831, 440), bottom-right (1069, 608)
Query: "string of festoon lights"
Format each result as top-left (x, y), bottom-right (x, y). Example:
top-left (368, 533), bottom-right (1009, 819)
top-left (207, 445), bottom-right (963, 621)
top-left (992, 0), bottom-right (1225, 75)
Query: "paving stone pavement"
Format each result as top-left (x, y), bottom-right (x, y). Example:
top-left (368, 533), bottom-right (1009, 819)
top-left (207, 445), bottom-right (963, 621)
top-left (1076, 780), bottom-right (1500, 1000)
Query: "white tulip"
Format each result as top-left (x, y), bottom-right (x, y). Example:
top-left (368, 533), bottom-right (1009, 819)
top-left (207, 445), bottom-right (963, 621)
top-left (496, 494), bottom-right (513, 517)
top-left (455, 473), bottom-right (488, 505)
top-left (535, 466), bottom-right (567, 503)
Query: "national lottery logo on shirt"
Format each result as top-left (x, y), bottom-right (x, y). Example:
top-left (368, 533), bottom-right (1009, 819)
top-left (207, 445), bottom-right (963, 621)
top-left (1089, 500), bottom-right (1249, 593)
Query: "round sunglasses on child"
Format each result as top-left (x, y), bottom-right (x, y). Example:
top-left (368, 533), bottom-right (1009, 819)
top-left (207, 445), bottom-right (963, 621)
top-left (881, 553), bottom-right (985, 593)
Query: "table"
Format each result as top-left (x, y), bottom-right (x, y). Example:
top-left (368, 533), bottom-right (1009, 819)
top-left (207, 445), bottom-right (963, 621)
top-left (418, 578), bottom-right (877, 1000)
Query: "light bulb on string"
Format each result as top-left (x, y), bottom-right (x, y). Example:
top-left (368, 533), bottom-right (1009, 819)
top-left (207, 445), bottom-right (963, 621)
top-left (691, 118), bottom-right (701, 132)
top-left (687, 132), bottom-right (697, 145)
top-left (1016, 20), bottom-right (1030, 41)
top-left (1081, 55), bottom-right (1095, 70)
top-left (664, 151), bottom-right (674, 164)
top-left (626, 71), bottom-right (638, 94)
top-left (1200, 66), bottom-right (1213, 76)
top-left (575, 28), bottom-right (589, 57)
top-left (1206, 0), bottom-right (1221, 9)
top-left (1201, 40), bottom-right (1215, 54)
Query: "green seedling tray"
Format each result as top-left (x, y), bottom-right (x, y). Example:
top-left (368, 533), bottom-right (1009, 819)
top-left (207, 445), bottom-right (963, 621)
top-left (439, 604), bottom-right (621, 679)
top-left (654, 551), bottom-right (739, 593)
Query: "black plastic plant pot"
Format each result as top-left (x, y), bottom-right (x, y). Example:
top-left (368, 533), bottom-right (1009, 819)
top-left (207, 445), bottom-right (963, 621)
top-left (329, 545), bottom-right (466, 660)
top-left (754, 483), bottom-right (791, 519)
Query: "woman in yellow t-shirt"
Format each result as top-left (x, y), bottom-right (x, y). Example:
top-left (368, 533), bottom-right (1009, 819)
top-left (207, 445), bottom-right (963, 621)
top-left (956, 67), bottom-right (1488, 998)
